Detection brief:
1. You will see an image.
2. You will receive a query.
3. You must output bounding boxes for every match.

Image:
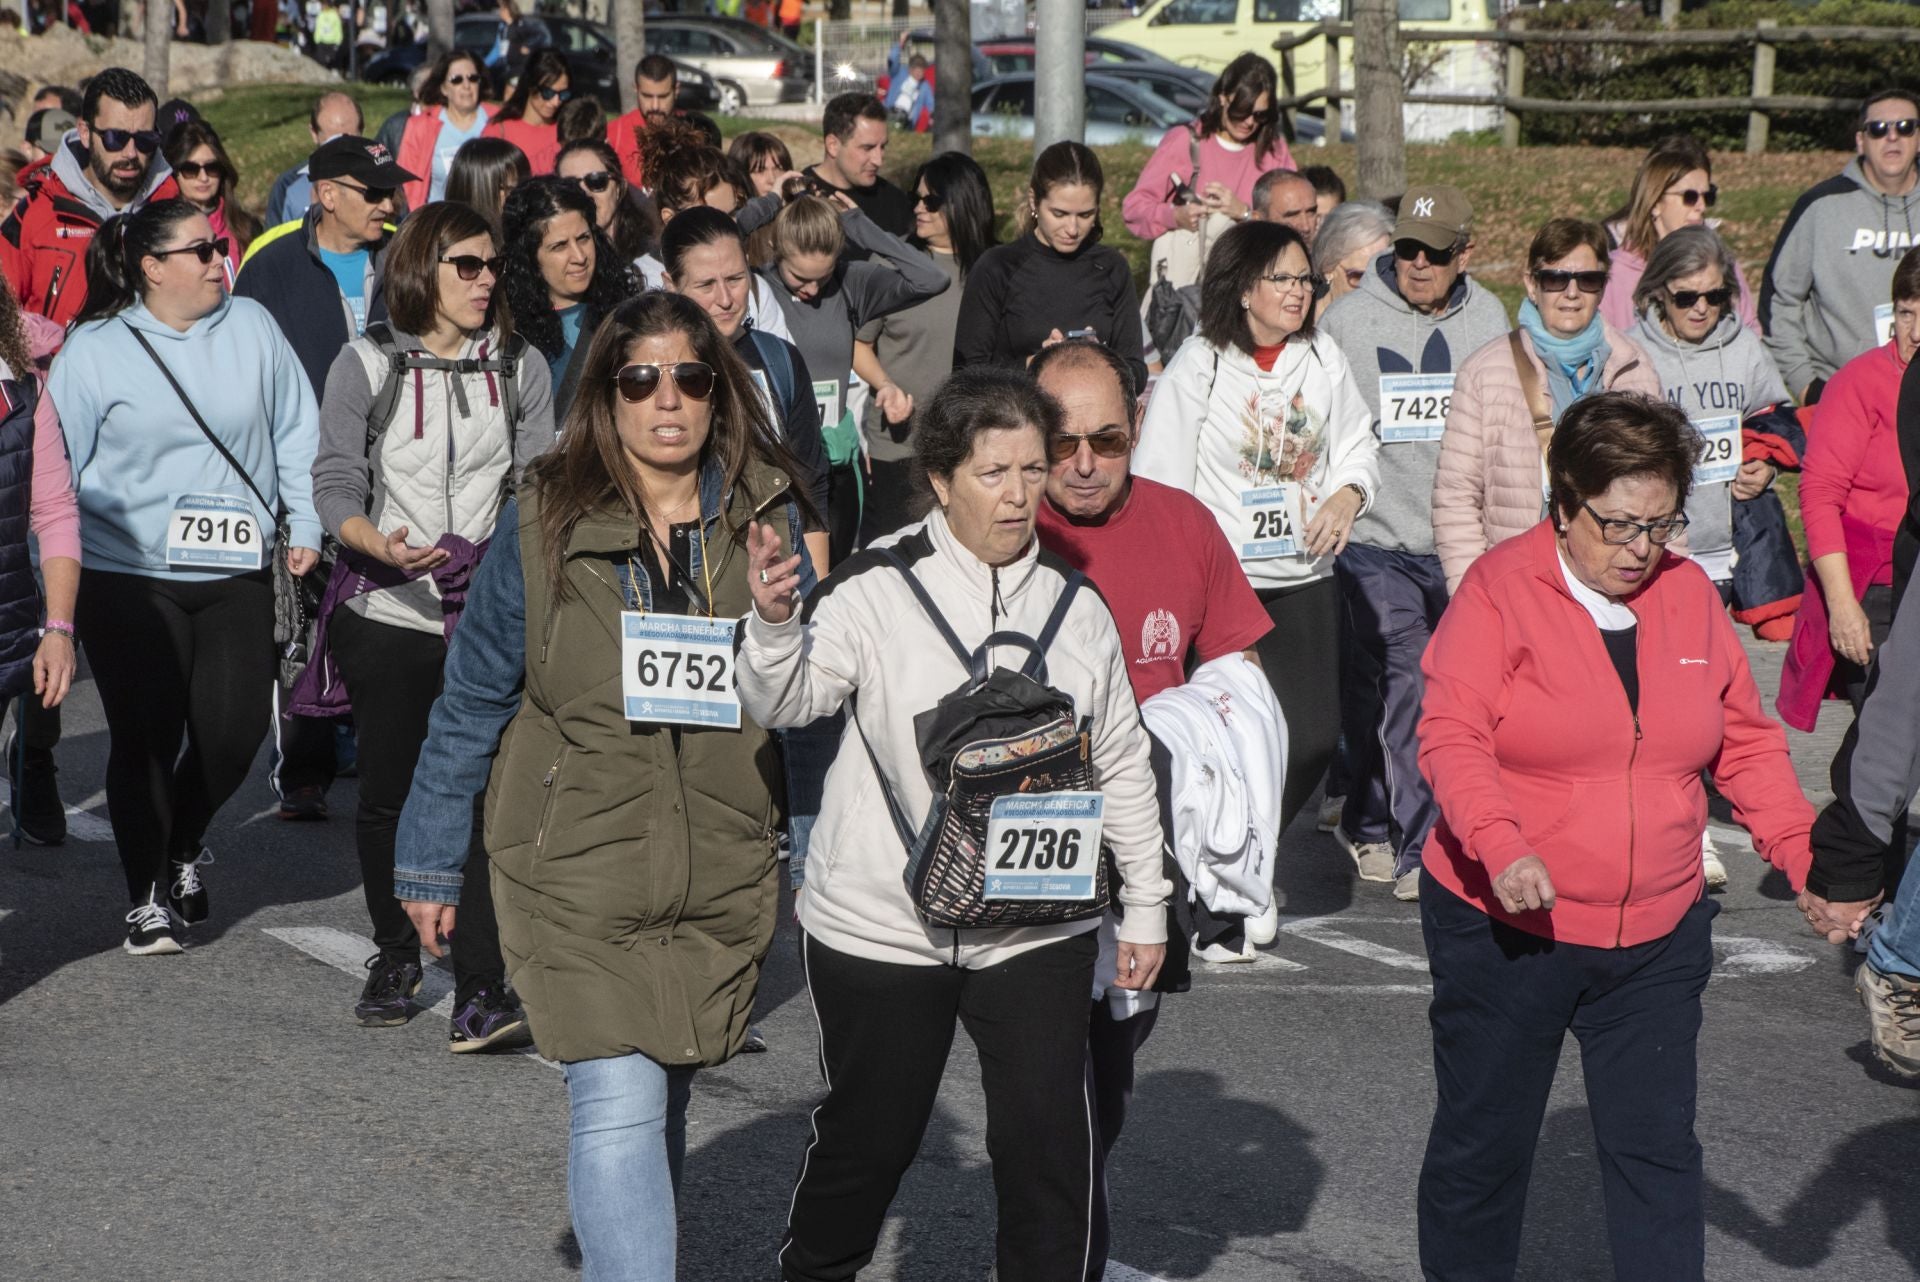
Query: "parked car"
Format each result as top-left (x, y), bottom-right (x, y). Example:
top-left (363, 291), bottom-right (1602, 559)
top-left (1094, 61), bottom-right (1326, 142)
top-left (644, 17), bottom-right (813, 115)
top-left (360, 15), bottom-right (720, 116)
top-left (970, 72), bottom-right (1188, 146)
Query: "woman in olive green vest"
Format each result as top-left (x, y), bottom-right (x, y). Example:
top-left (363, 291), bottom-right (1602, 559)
top-left (391, 292), bottom-right (815, 1282)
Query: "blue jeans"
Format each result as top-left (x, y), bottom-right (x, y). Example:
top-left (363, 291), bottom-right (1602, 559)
top-left (1868, 845), bottom-right (1920, 979)
top-left (564, 1052), bottom-right (698, 1282)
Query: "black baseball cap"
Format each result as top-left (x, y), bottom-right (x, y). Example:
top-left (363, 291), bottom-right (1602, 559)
top-left (308, 135), bottom-right (417, 190)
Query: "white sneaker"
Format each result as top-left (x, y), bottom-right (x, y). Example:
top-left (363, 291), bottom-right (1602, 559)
top-left (1702, 829), bottom-right (1728, 890)
top-left (1393, 867), bottom-right (1422, 902)
top-left (1337, 826), bottom-right (1396, 882)
top-left (1316, 794), bottom-right (1345, 833)
top-left (1193, 936), bottom-right (1257, 964)
top-left (1246, 897), bottom-right (1280, 946)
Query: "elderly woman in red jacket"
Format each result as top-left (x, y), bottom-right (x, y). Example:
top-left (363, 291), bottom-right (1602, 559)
top-left (1414, 391), bottom-right (1823, 1281)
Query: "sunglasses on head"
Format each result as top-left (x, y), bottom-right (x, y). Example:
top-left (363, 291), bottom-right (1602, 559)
top-left (1666, 183), bottom-right (1718, 208)
top-left (440, 254), bottom-right (503, 281)
top-left (1866, 118), bottom-right (1919, 139)
top-left (537, 85), bottom-right (573, 102)
top-left (95, 127), bottom-right (160, 154)
top-left (614, 361), bottom-right (715, 403)
top-left (1393, 238), bottom-right (1456, 267)
top-left (1667, 285), bottom-right (1733, 311)
top-left (445, 72), bottom-right (482, 86)
top-left (915, 190), bottom-right (945, 213)
top-left (1047, 428), bottom-right (1131, 463)
top-left (1533, 268), bottom-right (1609, 295)
top-left (173, 160), bottom-right (222, 181)
top-left (564, 170), bottom-right (615, 193)
top-left (151, 237), bottom-right (231, 264)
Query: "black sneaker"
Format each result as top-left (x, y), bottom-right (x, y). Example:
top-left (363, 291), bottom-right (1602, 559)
top-left (167, 849), bottom-right (213, 925)
top-left (7, 732), bottom-right (65, 847)
top-left (448, 985), bottom-right (532, 1053)
top-left (277, 785), bottom-right (328, 822)
top-left (123, 892), bottom-right (182, 956)
top-left (354, 953), bottom-right (423, 1027)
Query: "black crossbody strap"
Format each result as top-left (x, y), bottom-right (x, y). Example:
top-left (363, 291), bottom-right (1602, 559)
top-left (874, 546), bottom-right (970, 668)
top-left (1029, 569), bottom-right (1084, 673)
top-left (125, 322), bottom-right (278, 516)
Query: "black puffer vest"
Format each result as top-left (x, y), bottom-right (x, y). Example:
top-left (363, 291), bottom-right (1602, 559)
top-left (0, 376), bottom-right (41, 699)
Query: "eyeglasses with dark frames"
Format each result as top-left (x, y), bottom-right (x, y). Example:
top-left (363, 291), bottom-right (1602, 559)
top-left (536, 85), bottom-right (574, 102)
top-left (1394, 239), bottom-right (1457, 267)
top-left (1533, 268), bottom-right (1609, 295)
top-left (95, 128), bottom-right (160, 154)
top-left (440, 254), bottom-right (504, 281)
top-left (563, 170), bottom-right (616, 193)
top-left (444, 73), bottom-right (482, 86)
top-left (1581, 501), bottom-right (1688, 546)
top-left (1865, 118), bottom-right (1919, 139)
top-left (1666, 285), bottom-right (1733, 311)
top-left (915, 190), bottom-right (945, 213)
top-left (172, 160), bottom-right (223, 181)
top-left (1260, 270), bottom-right (1329, 299)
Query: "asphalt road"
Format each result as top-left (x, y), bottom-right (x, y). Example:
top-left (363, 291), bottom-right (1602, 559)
top-left (2, 635), bottom-right (1917, 1282)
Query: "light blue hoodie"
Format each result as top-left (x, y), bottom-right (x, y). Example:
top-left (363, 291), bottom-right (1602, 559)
top-left (50, 295), bottom-right (321, 580)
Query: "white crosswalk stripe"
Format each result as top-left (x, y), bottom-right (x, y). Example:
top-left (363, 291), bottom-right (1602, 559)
top-left (1277, 916), bottom-right (1432, 971)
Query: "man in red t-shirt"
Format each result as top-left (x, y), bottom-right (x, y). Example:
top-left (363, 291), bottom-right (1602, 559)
top-left (605, 54), bottom-right (680, 189)
top-left (1031, 339), bottom-right (1273, 1282)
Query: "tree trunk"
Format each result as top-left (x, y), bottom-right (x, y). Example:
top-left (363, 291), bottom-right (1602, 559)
top-left (1350, 0), bottom-right (1405, 200)
top-left (613, 0), bottom-right (645, 113)
top-left (426, 0), bottom-right (455, 61)
top-left (891, 0), bottom-right (908, 16)
top-left (931, 0), bottom-right (971, 155)
top-left (1032, 0), bottom-right (1084, 151)
top-left (144, 0), bottom-right (172, 98)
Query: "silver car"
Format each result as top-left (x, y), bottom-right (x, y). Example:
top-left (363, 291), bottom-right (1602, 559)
top-left (644, 18), bottom-right (813, 116)
top-left (971, 72), bottom-right (1190, 146)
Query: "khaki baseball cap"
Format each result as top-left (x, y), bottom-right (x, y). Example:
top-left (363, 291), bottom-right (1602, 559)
top-left (1394, 184), bottom-right (1473, 251)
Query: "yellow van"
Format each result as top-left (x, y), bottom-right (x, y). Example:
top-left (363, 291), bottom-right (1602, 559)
top-left (1100, 0), bottom-right (1490, 102)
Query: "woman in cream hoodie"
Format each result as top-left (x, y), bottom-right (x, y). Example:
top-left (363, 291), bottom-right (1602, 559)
top-left (1136, 219), bottom-right (1379, 831)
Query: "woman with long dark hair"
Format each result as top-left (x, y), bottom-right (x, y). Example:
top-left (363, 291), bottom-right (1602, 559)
top-left (394, 292), bottom-right (812, 1280)
top-left (445, 135), bottom-right (532, 221)
top-left (52, 199), bottom-right (320, 954)
top-left (556, 136), bottom-right (654, 263)
top-left (399, 50), bottom-right (495, 208)
top-left (299, 200), bottom-right (554, 1038)
top-left (1600, 133), bottom-right (1757, 335)
top-left (500, 176), bottom-right (634, 420)
top-left (484, 48), bottom-right (570, 175)
top-left (852, 151), bottom-right (996, 541)
top-left (955, 141), bottom-right (1146, 391)
top-left (728, 130), bottom-right (793, 198)
top-left (162, 120), bottom-right (257, 287)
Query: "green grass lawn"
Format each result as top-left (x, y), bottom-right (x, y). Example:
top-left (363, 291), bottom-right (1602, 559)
top-left (198, 85), bottom-right (1820, 554)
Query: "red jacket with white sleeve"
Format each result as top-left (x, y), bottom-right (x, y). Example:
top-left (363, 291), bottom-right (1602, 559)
top-left (1418, 520), bottom-right (1813, 947)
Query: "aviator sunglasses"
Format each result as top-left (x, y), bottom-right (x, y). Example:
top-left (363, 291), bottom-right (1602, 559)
top-left (1047, 429), bottom-right (1132, 463)
top-left (614, 361), bottom-right (716, 403)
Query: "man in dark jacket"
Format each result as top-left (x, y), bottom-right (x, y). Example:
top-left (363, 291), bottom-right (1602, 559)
top-left (235, 135), bottom-right (414, 821)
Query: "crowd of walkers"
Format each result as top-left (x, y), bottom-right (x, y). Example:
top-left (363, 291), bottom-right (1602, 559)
top-left (3, 49), bottom-right (1920, 1282)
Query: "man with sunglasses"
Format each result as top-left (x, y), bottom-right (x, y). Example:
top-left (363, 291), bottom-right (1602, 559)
top-left (0, 66), bottom-right (177, 330)
top-left (1319, 183), bottom-right (1508, 901)
top-left (1761, 86), bottom-right (1920, 406)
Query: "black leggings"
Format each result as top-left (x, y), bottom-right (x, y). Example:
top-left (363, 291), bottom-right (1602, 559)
top-left (78, 568), bottom-right (276, 903)
top-left (329, 607), bottom-right (504, 1004)
top-left (1254, 575), bottom-right (1343, 830)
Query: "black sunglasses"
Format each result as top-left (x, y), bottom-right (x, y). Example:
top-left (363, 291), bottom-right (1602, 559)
top-left (173, 160), bottom-right (223, 181)
top-left (1667, 285), bottom-right (1733, 311)
top-left (96, 127), bottom-right (160, 154)
top-left (536, 85), bottom-right (573, 102)
top-left (1534, 268), bottom-right (1609, 295)
top-left (151, 237), bottom-right (231, 264)
top-left (329, 179), bottom-right (397, 203)
top-left (1226, 104), bottom-right (1277, 125)
top-left (563, 170), bottom-right (615, 194)
top-left (445, 73), bottom-right (482, 86)
top-left (1394, 239), bottom-right (1456, 267)
top-left (1666, 183), bottom-right (1718, 209)
top-left (1865, 118), bottom-right (1919, 139)
top-left (915, 190), bottom-right (945, 213)
top-left (440, 254), bottom-right (503, 281)
top-left (1047, 428), bottom-right (1131, 463)
top-left (614, 362), bottom-right (715, 403)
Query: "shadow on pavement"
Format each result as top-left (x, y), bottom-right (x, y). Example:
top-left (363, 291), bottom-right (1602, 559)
top-left (1705, 1115), bottom-right (1920, 1270)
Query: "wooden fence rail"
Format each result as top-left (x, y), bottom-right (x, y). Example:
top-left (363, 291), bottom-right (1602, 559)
top-left (1272, 18), bottom-right (1897, 152)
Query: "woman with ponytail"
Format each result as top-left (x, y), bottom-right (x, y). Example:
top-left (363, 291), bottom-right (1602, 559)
top-left (51, 199), bottom-right (321, 956)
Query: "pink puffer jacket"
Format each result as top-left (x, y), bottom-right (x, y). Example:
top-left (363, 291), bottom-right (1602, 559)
top-left (1432, 323), bottom-right (1663, 591)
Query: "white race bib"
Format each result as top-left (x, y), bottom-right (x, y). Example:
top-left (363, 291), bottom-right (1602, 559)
top-left (1877, 301), bottom-right (1896, 347)
top-left (982, 791), bottom-right (1103, 901)
top-left (620, 612), bottom-right (740, 729)
top-left (1238, 482), bottom-right (1303, 560)
top-left (1378, 372), bottom-right (1454, 443)
top-left (166, 493), bottom-right (264, 570)
top-left (1692, 415), bottom-right (1740, 486)
top-left (812, 378), bottom-right (841, 431)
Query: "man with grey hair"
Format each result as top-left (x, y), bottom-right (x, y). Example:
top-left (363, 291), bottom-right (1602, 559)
top-left (1319, 183), bottom-right (1508, 899)
top-left (265, 90), bottom-right (364, 225)
top-left (1249, 167), bottom-right (1321, 243)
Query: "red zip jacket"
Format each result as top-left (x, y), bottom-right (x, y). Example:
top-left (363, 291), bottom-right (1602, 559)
top-left (0, 157), bottom-right (179, 328)
top-left (1418, 520), bottom-right (1813, 947)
